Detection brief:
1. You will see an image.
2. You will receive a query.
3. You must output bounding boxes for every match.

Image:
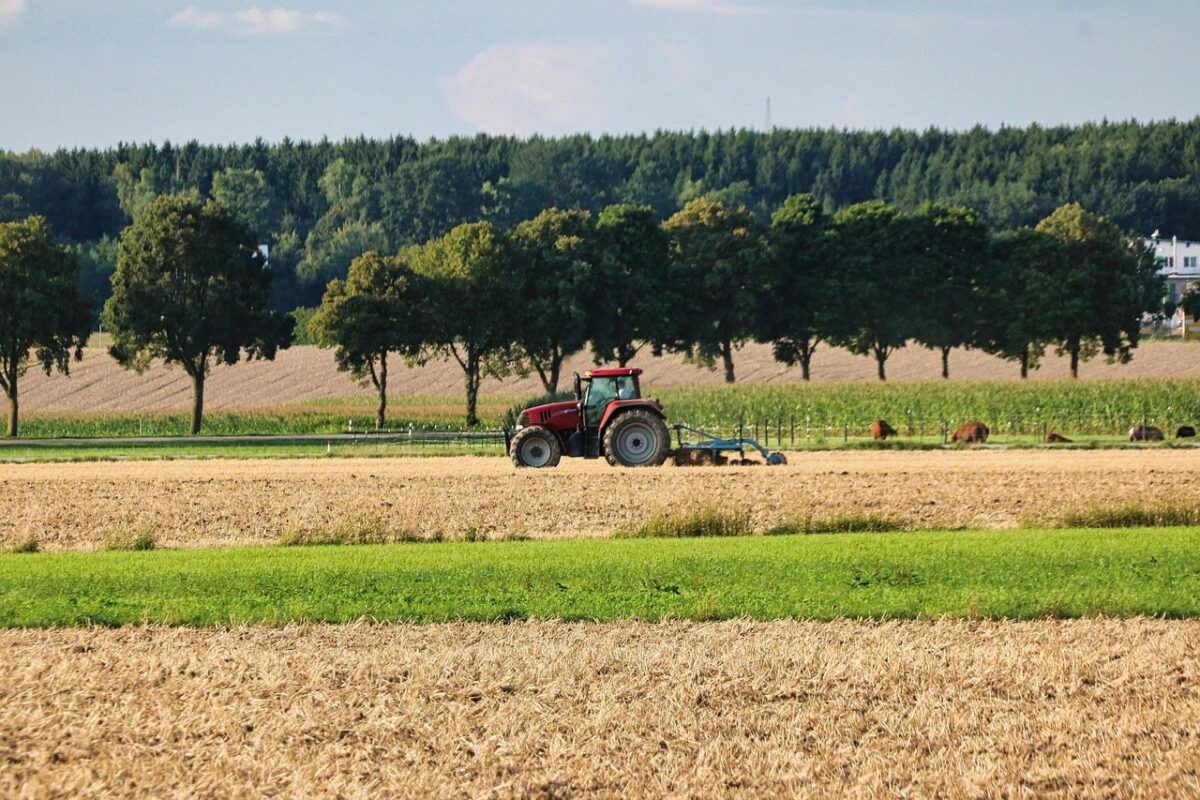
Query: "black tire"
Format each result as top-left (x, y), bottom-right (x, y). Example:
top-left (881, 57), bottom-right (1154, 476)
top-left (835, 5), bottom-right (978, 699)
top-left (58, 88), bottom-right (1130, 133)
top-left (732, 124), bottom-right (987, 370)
top-left (511, 426), bottom-right (562, 468)
top-left (603, 410), bottom-right (670, 467)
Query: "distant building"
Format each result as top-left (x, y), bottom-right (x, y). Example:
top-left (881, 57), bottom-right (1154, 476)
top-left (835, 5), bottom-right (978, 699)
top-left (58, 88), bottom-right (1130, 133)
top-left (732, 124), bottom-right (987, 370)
top-left (1147, 233), bottom-right (1200, 304)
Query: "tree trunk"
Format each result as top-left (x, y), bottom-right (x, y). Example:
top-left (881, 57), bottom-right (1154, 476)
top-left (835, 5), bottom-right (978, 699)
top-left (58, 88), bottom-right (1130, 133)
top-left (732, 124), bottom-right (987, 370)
top-left (941, 346), bottom-right (951, 379)
top-left (5, 371), bottom-right (16, 438)
top-left (617, 342), bottom-right (637, 368)
top-left (721, 339), bottom-right (735, 383)
top-left (800, 351), bottom-right (812, 382)
top-left (1069, 340), bottom-right (1080, 379)
top-left (1020, 345), bottom-right (1029, 379)
top-left (535, 352), bottom-right (562, 395)
top-left (465, 351), bottom-right (481, 427)
top-left (375, 352), bottom-right (388, 431)
top-left (874, 346), bottom-right (887, 381)
top-left (190, 370), bottom-right (205, 435)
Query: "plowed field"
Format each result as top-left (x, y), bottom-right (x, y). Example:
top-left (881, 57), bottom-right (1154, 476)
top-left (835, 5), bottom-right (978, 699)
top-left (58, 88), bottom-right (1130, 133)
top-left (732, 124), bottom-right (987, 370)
top-left (18, 340), bottom-right (1200, 414)
top-left (3, 619), bottom-right (1197, 799)
top-left (5, 449), bottom-right (1200, 551)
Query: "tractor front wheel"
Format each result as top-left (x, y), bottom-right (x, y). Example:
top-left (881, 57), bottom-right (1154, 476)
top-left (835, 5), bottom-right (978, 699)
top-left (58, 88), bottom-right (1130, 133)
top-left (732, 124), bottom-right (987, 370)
top-left (603, 410), bottom-right (670, 467)
top-left (511, 426), bottom-right (562, 468)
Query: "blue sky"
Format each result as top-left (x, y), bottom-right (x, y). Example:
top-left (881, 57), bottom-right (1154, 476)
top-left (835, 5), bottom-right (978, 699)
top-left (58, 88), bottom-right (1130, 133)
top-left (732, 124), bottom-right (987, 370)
top-left (1, 0), bottom-right (1198, 151)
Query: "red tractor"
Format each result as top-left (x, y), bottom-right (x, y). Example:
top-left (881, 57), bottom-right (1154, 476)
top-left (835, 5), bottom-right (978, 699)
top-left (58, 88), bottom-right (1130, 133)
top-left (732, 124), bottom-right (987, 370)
top-left (508, 368), bottom-right (670, 468)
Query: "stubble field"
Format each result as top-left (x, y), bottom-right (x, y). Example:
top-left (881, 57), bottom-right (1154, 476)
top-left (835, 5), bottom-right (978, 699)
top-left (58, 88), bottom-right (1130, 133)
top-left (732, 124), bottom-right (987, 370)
top-left (3, 619), bottom-right (1198, 799)
top-left (3, 449), bottom-right (1199, 551)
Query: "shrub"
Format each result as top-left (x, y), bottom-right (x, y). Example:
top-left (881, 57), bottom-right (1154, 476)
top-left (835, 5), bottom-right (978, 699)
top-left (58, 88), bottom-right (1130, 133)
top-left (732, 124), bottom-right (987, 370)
top-left (290, 307), bottom-right (318, 345)
top-left (104, 528), bottom-right (157, 551)
top-left (9, 537), bottom-right (39, 553)
top-left (278, 517), bottom-right (425, 546)
top-left (765, 513), bottom-right (905, 536)
top-left (1055, 504), bottom-right (1200, 529)
top-left (617, 507), bottom-right (752, 538)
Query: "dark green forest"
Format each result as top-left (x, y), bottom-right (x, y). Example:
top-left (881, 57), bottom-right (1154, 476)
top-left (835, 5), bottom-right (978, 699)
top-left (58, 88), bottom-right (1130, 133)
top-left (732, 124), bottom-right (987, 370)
top-left (3, 119), bottom-right (1198, 311)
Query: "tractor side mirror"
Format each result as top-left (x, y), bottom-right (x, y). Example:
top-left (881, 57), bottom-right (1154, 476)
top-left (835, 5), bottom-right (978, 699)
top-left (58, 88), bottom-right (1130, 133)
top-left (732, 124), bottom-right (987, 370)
top-left (573, 373), bottom-right (582, 402)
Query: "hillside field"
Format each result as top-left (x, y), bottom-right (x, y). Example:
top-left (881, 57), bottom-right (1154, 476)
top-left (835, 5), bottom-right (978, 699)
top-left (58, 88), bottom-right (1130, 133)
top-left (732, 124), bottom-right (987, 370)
top-left (17, 339), bottom-right (1200, 415)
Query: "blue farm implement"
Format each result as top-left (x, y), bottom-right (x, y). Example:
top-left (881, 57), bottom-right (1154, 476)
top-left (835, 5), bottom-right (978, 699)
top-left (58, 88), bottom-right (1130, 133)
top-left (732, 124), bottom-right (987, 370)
top-left (667, 424), bottom-right (788, 466)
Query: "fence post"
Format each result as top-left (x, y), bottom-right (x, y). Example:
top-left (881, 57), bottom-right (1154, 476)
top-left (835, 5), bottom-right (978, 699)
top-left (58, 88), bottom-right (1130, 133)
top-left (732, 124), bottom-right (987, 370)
top-left (790, 416), bottom-right (795, 446)
top-left (843, 423), bottom-right (849, 443)
top-left (941, 421), bottom-right (948, 445)
top-left (777, 416), bottom-right (782, 447)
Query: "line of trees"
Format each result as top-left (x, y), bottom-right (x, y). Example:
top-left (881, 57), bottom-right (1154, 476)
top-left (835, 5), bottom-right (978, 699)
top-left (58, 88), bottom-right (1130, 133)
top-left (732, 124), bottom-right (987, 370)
top-left (4, 120), bottom-right (1200, 314)
top-left (309, 197), bottom-right (1162, 427)
top-left (0, 192), bottom-right (1164, 435)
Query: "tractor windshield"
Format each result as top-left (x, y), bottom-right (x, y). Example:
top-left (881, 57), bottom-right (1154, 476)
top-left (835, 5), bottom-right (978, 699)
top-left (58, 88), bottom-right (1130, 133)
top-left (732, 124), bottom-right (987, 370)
top-left (584, 377), bottom-right (618, 425)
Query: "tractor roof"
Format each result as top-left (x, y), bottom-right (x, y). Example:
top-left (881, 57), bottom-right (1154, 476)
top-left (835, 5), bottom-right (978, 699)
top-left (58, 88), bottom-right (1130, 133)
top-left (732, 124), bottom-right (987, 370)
top-left (585, 368), bottom-right (642, 378)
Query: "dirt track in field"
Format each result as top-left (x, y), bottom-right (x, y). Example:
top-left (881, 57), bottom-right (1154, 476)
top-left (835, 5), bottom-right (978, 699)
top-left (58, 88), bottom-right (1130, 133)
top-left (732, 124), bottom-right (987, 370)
top-left (18, 340), bottom-right (1200, 413)
top-left (3, 619), bottom-right (1198, 799)
top-left (4, 449), bottom-right (1200, 551)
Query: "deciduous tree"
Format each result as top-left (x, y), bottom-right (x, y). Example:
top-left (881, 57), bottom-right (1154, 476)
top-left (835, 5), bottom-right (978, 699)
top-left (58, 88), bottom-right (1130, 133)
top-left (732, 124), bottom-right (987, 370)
top-left (409, 222), bottom-right (518, 426)
top-left (0, 216), bottom-right (93, 436)
top-left (827, 201), bottom-right (922, 381)
top-left (662, 198), bottom-right (768, 383)
top-left (1035, 203), bottom-right (1161, 378)
top-left (910, 203), bottom-right (991, 379)
top-left (978, 228), bottom-right (1063, 378)
top-left (511, 208), bottom-right (597, 393)
top-left (758, 194), bottom-right (833, 381)
top-left (104, 195), bottom-right (293, 434)
top-left (590, 204), bottom-right (670, 367)
top-left (308, 252), bottom-right (429, 429)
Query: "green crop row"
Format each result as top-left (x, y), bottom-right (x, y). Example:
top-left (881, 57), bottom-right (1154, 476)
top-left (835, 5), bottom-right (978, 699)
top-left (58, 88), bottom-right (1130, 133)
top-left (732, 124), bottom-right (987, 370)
top-left (653, 378), bottom-right (1200, 437)
top-left (13, 378), bottom-right (1200, 440)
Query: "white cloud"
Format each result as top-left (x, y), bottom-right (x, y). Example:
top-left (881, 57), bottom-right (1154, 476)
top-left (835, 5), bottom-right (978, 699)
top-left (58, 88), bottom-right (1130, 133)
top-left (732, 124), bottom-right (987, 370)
top-left (442, 40), bottom-right (613, 136)
top-left (167, 6), bottom-right (348, 36)
top-left (629, 0), bottom-right (767, 16)
top-left (0, 0), bottom-right (27, 30)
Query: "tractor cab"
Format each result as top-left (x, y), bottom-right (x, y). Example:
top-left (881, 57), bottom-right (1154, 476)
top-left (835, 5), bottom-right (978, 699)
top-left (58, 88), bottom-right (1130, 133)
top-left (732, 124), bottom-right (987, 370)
top-left (578, 369), bottom-right (642, 427)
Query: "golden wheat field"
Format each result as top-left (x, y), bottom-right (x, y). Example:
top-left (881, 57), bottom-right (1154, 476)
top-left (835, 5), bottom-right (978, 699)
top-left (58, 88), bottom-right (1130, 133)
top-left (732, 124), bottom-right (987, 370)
top-left (3, 449), bottom-right (1199, 551)
top-left (3, 619), bottom-right (1198, 799)
top-left (17, 340), bottom-right (1200, 413)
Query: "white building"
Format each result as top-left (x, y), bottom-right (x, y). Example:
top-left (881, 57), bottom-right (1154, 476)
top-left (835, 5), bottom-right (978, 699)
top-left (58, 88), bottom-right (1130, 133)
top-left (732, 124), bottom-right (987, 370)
top-left (1147, 233), bottom-right (1200, 304)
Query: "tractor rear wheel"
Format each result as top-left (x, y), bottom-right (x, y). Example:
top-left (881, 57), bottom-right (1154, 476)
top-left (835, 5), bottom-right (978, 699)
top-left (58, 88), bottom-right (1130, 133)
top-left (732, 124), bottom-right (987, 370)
top-left (511, 426), bottom-right (561, 468)
top-left (603, 410), bottom-right (669, 467)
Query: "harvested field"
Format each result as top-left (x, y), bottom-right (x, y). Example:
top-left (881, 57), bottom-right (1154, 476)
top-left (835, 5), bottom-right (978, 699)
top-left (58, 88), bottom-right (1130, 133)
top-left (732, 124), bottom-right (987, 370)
top-left (19, 340), bottom-right (1200, 413)
top-left (5, 450), bottom-right (1200, 551)
top-left (3, 619), bottom-right (1198, 798)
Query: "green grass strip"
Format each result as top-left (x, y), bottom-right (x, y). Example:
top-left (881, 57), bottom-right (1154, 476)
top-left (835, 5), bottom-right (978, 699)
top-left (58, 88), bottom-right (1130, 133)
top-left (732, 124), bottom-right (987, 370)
top-left (3, 528), bottom-right (1199, 627)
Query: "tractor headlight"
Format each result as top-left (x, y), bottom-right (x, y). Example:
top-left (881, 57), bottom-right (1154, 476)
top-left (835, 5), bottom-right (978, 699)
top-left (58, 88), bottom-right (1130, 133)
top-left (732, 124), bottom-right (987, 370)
top-left (515, 411), bottom-right (530, 429)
